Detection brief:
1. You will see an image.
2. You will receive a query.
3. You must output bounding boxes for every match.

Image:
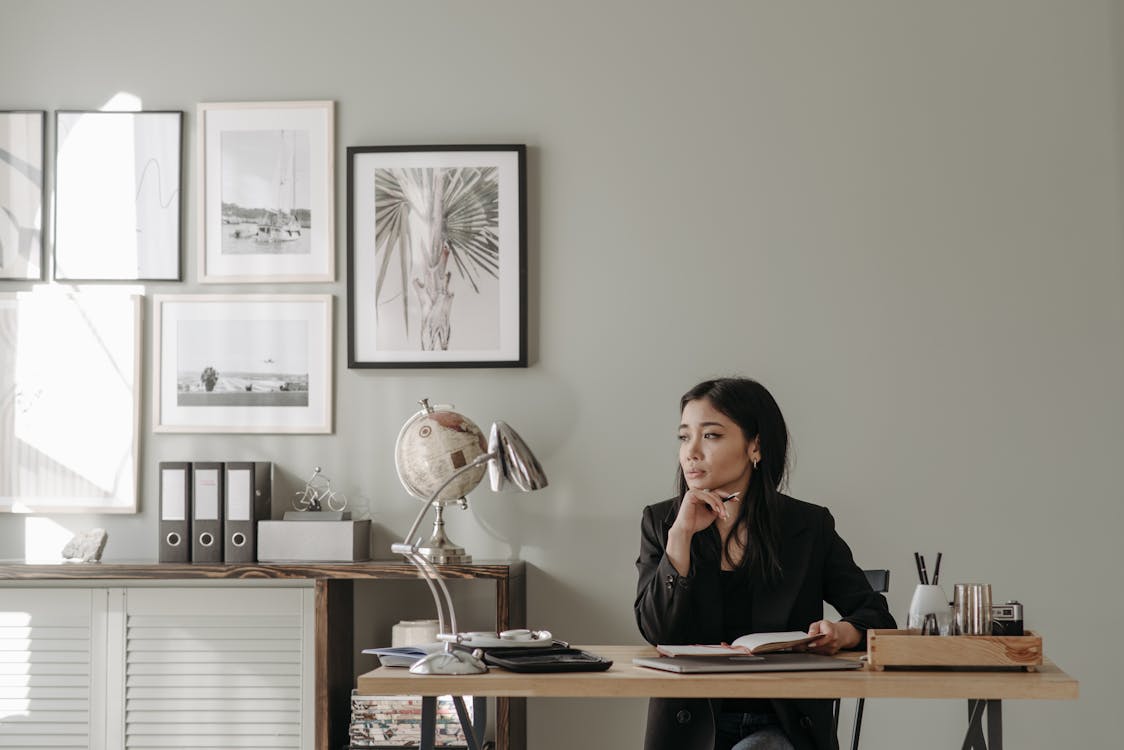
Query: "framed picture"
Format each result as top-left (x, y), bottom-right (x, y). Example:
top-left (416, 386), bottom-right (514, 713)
top-left (198, 101), bottom-right (334, 283)
top-left (54, 110), bottom-right (182, 280)
top-left (347, 144), bottom-right (527, 368)
top-left (0, 111), bottom-right (45, 280)
top-left (153, 294), bottom-right (333, 434)
top-left (1, 290), bottom-right (141, 513)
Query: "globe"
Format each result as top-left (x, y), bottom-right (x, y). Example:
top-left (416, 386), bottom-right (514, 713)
top-left (394, 404), bottom-right (489, 503)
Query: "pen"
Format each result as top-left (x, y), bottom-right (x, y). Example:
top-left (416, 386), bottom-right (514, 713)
top-left (919, 554), bottom-right (929, 586)
top-left (721, 492), bottom-right (740, 502)
top-left (933, 552), bottom-right (942, 586)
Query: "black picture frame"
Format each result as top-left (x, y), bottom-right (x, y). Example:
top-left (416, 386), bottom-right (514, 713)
top-left (347, 144), bottom-right (527, 368)
top-left (53, 110), bottom-right (183, 281)
top-left (0, 110), bottom-right (46, 281)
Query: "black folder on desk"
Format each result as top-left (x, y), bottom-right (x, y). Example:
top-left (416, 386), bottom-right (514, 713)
top-left (633, 653), bottom-right (863, 674)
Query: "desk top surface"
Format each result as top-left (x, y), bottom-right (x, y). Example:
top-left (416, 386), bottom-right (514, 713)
top-left (356, 645), bottom-right (1079, 700)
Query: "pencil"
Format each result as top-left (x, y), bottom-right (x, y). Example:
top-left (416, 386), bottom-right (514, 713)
top-left (914, 552), bottom-right (924, 584)
top-left (933, 552), bottom-right (943, 586)
top-left (919, 554), bottom-right (929, 585)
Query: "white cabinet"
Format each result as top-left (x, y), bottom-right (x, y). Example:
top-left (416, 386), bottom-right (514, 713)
top-left (0, 588), bottom-right (104, 748)
top-left (0, 585), bottom-right (315, 750)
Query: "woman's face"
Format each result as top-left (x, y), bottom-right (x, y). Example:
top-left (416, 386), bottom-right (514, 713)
top-left (678, 397), bottom-right (759, 494)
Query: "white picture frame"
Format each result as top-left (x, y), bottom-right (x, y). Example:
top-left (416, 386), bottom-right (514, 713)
top-left (198, 101), bottom-right (334, 283)
top-left (54, 110), bottom-right (183, 281)
top-left (153, 294), bottom-right (333, 434)
top-left (0, 291), bottom-right (141, 513)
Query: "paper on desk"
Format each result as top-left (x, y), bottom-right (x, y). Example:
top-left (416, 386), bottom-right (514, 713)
top-left (362, 642), bottom-right (444, 667)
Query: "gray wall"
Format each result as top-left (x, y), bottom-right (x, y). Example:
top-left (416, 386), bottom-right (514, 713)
top-left (2, 1), bottom-right (1122, 747)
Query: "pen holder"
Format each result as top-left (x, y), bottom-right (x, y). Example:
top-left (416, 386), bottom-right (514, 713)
top-left (907, 584), bottom-right (951, 635)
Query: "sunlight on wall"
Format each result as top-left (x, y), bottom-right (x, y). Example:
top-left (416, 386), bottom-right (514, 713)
top-left (22, 517), bottom-right (73, 562)
top-left (54, 114), bottom-right (140, 276)
top-left (1, 289), bottom-right (140, 512)
top-left (101, 91), bottom-right (142, 111)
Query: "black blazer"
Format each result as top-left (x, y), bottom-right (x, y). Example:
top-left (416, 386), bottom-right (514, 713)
top-left (634, 493), bottom-right (896, 750)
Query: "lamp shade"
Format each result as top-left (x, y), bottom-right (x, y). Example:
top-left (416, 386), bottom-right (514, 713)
top-left (487, 421), bottom-right (548, 492)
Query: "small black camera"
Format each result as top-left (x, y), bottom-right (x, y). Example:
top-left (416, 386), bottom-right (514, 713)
top-left (991, 601), bottom-right (1024, 636)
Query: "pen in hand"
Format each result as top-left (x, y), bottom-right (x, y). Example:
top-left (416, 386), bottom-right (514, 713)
top-left (721, 492), bottom-right (740, 502)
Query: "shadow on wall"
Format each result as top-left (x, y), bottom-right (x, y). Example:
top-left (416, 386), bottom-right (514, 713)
top-left (522, 519), bottom-right (649, 647)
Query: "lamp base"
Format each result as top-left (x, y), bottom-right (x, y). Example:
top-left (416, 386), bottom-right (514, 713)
top-left (409, 647), bottom-right (487, 674)
top-left (415, 543), bottom-right (472, 565)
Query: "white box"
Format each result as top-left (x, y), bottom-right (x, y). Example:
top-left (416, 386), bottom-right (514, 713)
top-left (257, 519), bottom-right (371, 562)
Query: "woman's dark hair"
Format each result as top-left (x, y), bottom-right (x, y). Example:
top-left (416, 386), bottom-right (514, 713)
top-left (676, 377), bottom-right (789, 582)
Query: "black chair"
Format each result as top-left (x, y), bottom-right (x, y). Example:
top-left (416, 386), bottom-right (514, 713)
top-left (832, 569), bottom-right (890, 750)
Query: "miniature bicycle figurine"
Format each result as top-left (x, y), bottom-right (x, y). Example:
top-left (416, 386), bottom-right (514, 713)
top-left (293, 466), bottom-right (348, 512)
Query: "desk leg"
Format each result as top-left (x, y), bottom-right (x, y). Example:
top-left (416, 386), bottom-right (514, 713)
top-left (986, 700), bottom-right (1003, 750)
top-left (963, 700), bottom-right (987, 750)
top-left (454, 696), bottom-right (481, 750)
top-left (315, 579), bottom-right (352, 750)
top-left (962, 699), bottom-right (1003, 750)
top-left (421, 696), bottom-right (437, 750)
top-left (496, 567), bottom-right (526, 750)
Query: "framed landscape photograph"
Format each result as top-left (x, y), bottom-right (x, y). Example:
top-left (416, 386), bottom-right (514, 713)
top-left (153, 294), bottom-right (333, 433)
top-left (347, 144), bottom-right (526, 368)
top-left (54, 110), bottom-right (182, 280)
top-left (198, 101), bottom-right (334, 282)
top-left (1, 290), bottom-right (141, 513)
top-left (0, 111), bottom-right (45, 280)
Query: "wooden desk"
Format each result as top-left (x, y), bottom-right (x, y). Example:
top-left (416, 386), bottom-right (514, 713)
top-left (0, 560), bottom-right (525, 750)
top-left (358, 645), bottom-right (1078, 749)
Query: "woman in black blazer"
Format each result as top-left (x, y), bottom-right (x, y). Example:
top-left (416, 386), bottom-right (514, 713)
top-left (635, 378), bottom-right (895, 750)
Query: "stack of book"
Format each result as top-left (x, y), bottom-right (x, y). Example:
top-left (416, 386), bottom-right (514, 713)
top-left (350, 692), bottom-right (473, 748)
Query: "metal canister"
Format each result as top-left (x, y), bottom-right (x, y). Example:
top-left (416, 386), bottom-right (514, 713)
top-left (952, 583), bottom-right (992, 635)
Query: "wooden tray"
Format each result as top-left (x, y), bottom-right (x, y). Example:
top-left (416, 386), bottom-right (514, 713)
top-left (866, 629), bottom-right (1043, 670)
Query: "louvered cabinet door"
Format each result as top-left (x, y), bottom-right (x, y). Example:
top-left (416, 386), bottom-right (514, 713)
top-left (0, 588), bottom-right (104, 749)
top-left (122, 586), bottom-right (314, 750)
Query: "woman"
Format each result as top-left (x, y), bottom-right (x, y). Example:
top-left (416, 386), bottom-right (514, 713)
top-left (635, 378), bottom-right (895, 750)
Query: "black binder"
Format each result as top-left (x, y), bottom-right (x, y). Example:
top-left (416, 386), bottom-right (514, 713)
top-left (223, 462), bottom-right (272, 563)
top-left (158, 462), bottom-right (192, 563)
top-left (482, 646), bottom-right (613, 673)
top-left (190, 462), bottom-right (224, 563)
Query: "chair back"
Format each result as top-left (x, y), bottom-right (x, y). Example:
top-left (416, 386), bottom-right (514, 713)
top-left (863, 569), bottom-right (890, 593)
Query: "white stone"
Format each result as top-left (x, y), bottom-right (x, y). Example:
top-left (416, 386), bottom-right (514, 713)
top-left (61, 528), bottom-right (108, 562)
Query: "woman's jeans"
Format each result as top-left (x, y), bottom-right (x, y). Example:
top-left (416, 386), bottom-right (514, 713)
top-left (715, 711), bottom-right (796, 750)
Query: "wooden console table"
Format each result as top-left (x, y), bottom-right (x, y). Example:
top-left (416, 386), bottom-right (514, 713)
top-left (0, 560), bottom-right (526, 750)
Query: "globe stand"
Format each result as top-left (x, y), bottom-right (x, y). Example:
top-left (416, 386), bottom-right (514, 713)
top-left (392, 413), bottom-right (548, 677)
top-left (415, 499), bottom-right (472, 564)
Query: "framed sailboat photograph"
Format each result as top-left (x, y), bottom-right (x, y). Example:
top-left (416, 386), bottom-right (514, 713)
top-left (347, 144), bottom-right (527, 368)
top-left (198, 101), bottom-right (334, 283)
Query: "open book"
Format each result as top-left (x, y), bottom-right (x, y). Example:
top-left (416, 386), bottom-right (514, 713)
top-left (656, 630), bottom-right (821, 657)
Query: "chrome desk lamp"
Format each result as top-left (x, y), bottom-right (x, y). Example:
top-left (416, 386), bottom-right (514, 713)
top-left (391, 406), bottom-right (547, 675)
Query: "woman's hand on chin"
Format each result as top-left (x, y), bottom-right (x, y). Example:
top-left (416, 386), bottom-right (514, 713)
top-left (671, 489), bottom-right (731, 536)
